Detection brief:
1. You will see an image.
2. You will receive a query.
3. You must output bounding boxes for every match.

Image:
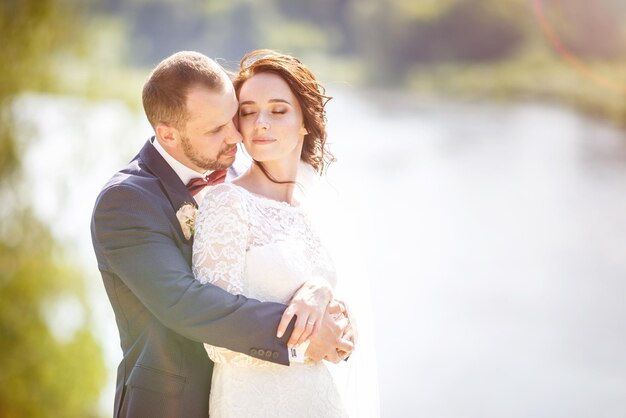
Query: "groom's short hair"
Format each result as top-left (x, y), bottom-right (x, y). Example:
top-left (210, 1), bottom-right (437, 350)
top-left (142, 51), bottom-right (227, 130)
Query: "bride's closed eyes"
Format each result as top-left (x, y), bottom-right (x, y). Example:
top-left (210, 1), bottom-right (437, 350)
top-left (239, 106), bottom-right (289, 117)
top-left (239, 108), bottom-right (255, 117)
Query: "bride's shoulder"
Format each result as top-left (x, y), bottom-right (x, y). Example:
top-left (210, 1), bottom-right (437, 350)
top-left (201, 182), bottom-right (251, 209)
top-left (206, 181), bottom-right (244, 194)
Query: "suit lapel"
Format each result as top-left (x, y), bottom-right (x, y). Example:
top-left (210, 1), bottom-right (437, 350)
top-left (139, 138), bottom-right (196, 208)
top-left (138, 139), bottom-right (197, 246)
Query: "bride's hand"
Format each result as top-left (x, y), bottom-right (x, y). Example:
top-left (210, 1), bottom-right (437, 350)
top-left (276, 277), bottom-right (333, 347)
top-left (306, 303), bottom-right (353, 363)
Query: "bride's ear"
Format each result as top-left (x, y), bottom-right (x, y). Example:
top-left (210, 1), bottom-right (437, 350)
top-left (300, 125), bottom-right (308, 136)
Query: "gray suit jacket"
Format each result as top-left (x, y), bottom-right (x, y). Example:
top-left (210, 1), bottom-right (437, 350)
top-left (91, 140), bottom-right (293, 418)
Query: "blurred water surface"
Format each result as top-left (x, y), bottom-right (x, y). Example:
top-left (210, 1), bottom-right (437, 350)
top-left (17, 88), bottom-right (626, 417)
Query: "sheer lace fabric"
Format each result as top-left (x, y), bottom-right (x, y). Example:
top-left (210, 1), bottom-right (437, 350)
top-left (192, 183), bottom-right (347, 417)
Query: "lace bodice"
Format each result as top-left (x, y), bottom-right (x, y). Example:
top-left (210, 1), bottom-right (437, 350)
top-left (192, 182), bottom-right (337, 366)
top-left (192, 182), bottom-right (347, 417)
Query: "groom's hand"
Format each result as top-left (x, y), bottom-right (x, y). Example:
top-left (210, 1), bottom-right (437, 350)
top-left (335, 300), bottom-right (357, 361)
top-left (305, 301), bottom-right (353, 363)
top-left (335, 321), bottom-right (355, 361)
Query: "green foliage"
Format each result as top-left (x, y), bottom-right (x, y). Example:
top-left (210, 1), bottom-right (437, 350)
top-left (0, 0), bottom-right (82, 96)
top-left (406, 49), bottom-right (626, 128)
top-left (263, 22), bottom-right (333, 55)
top-left (0, 0), bottom-right (85, 181)
top-left (89, 0), bottom-right (626, 95)
top-left (347, 0), bottom-right (530, 82)
top-left (0, 109), bottom-right (19, 183)
top-left (50, 15), bottom-right (147, 107)
top-left (0, 216), bottom-right (105, 418)
top-left (0, 1), bottom-right (106, 416)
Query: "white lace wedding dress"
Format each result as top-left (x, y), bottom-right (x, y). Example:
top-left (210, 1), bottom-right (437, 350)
top-left (192, 182), bottom-right (348, 418)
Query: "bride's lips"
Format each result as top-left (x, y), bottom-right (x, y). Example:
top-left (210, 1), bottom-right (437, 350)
top-left (252, 136), bottom-right (276, 144)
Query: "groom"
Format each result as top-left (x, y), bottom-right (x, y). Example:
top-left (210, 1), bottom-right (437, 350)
top-left (91, 51), bottom-right (353, 418)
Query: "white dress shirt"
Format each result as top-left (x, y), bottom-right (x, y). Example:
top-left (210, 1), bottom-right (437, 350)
top-left (151, 137), bottom-right (213, 204)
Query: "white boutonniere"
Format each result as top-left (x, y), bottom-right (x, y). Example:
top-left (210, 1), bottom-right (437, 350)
top-left (176, 202), bottom-right (198, 240)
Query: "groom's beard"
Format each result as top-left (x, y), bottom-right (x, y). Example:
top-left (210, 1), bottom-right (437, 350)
top-left (180, 135), bottom-right (236, 171)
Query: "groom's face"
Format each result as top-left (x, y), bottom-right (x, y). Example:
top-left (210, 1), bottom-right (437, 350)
top-left (176, 83), bottom-right (242, 172)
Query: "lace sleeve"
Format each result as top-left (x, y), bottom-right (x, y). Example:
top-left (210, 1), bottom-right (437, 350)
top-left (192, 183), bottom-right (249, 295)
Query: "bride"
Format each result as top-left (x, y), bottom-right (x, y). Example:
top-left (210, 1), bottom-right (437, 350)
top-left (192, 49), bottom-right (357, 417)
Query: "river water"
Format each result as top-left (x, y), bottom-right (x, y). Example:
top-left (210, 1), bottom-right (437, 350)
top-left (16, 88), bottom-right (626, 417)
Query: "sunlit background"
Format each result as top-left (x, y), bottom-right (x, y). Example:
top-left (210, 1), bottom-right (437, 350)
top-left (1, 0), bottom-right (626, 417)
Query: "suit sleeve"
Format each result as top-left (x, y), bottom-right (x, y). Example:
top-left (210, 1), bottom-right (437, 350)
top-left (91, 183), bottom-right (293, 365)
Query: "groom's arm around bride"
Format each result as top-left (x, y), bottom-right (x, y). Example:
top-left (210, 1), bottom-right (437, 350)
top-left (92, 145), bottom-right (350, 418)
top-left (91, 50), bottom-right (352, 418)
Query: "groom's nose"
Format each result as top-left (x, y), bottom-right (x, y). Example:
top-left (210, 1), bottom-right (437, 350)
top-left (225, 120), bottom-right (243, 145)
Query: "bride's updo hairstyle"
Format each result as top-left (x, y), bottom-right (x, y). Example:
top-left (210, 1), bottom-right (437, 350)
top-left (233, 49), bottom-right (335, 175)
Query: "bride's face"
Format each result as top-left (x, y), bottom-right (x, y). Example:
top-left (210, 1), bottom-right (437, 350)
top-left (237, 72), bottom-right (308, 165)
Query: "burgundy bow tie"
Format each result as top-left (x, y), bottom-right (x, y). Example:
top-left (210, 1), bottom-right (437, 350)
top-left (186, 170), bottom-right (227, 196)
